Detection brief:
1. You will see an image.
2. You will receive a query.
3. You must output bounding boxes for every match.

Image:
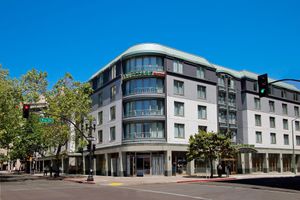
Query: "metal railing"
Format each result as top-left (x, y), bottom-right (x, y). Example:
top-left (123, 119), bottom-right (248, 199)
top-left (125, 87), bottom-right (164, 96)
top-left (124, 109), bottom-right (164, 118)
top-left (123, 132), bottom-right (165, 140)
top-left (125, 65), bottom-right (164, 73)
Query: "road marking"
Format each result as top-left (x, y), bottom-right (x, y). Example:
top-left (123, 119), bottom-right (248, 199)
top-left (109, 182), bottom-right (123, 186)
top-left (120, 186), bottom-right (212, 200)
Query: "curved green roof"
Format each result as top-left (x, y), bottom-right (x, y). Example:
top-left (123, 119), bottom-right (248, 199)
top-left (90, 43), bottom-right (299, 92)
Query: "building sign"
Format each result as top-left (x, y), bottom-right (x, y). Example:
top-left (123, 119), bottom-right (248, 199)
top-left (122, 71), bottom-right (165, 80)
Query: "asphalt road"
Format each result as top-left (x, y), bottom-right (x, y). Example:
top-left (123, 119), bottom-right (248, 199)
top-left (1, 179), bottom-right (299, 200)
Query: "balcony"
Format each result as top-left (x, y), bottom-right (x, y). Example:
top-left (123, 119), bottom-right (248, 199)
top-left (124, 87), bottom-right (164, 96)
top-left (124, 109), bottom-right (164, 118)
top-left (123, 132), bottom-right (166, 143)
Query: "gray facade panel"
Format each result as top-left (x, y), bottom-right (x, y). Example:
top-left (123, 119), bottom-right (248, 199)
top-left (91, 78), bottom-right (122, 112)
top-left (165, 58), bottom-right (217, 83)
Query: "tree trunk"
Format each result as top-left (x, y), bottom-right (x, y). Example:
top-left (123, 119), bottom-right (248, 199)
top-left (54, 145), bottom-right (62, 177)
top-left (210, 158), bottom-right (214, 178)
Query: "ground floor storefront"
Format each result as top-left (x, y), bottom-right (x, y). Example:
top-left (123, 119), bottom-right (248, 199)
top-left (36, 146), bottom-right (300, 176)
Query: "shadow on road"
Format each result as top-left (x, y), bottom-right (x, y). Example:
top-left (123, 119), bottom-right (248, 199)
top-left (222, 176), bottom-right (300, 191)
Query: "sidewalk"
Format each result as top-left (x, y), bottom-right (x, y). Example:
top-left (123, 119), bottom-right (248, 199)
top-left (33, 172), bottom-right (298, 186)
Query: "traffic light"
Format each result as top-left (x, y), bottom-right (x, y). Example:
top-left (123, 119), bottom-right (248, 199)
top-left (87, 143), bottom-right (91, 151)
top-left (23, 104), bottom-right (30, 118)
top-left (258, 74), bottom-right (268, 98)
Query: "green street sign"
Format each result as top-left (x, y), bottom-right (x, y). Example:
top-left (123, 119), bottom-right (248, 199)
top-left (39, 117), bottom-right (54, 123)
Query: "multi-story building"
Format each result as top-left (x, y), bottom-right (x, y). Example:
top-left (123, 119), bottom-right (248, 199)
top-left (86, 43), bottom-right (300, 176)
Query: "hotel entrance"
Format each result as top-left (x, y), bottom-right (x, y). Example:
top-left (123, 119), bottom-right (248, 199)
top-left (126, 152), bottom-right (164, 176)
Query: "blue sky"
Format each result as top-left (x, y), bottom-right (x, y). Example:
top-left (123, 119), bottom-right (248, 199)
top-left (0, 0), bottom-right (299, 88)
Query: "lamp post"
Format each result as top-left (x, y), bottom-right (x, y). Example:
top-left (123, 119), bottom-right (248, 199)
top-left (83, 119), bottom-right (96, 181)
top-left (291, 117), bottom-right (299, 175)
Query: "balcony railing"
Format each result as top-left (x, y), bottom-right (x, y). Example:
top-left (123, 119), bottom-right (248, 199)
top-left (125, 65), bottom-right (164, 74)
top-left (124, 109), bottom-right (164, 118)
top-left (123, 132), bottom-right (165, 140)
top-left (125, 87), bottom-right (164, 96)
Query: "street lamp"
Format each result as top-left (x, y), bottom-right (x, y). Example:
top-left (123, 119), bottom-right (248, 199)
top-left (291, 117), bottom-right (299, 175)
top-left (83, 118), bottom-right (96, 181)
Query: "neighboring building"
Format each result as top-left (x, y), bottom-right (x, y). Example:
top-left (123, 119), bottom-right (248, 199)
top-left (85, 43), bottom-right (300, 176)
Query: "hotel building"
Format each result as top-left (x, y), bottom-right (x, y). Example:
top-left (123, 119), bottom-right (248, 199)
top-left (84, 43), bottom-right (300, 176)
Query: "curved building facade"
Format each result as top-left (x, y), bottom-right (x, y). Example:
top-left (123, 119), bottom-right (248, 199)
top-left (86, 43), bottom-right (300, 176)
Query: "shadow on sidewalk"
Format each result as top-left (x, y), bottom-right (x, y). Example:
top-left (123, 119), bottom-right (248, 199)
top-left (221, 176), bottom-right (300, 191)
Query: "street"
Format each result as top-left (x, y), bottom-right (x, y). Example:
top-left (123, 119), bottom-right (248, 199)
top-left (1, 178), bottom-right (299, 200)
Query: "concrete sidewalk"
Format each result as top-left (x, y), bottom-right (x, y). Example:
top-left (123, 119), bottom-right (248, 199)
top-left (32, 172), bottom-right (298, 186)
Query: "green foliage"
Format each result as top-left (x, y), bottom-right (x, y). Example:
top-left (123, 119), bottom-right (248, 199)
top-left (21, 69), bottom-right (48, 103)
top-left (45, 73), bottom-right (92, 157)
top-left (0, 66), bottom-right (23, 149)
top-left (187, 131), bottom-right (237, 177)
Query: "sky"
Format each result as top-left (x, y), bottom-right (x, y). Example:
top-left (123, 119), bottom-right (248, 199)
top-left (0, 0), bottom-right (300, 89)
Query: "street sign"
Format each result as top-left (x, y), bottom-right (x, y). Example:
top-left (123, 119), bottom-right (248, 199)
top-left (39, 117), bottom-right (54, 123)
top-left (86, 136), bottom-right (96, 141)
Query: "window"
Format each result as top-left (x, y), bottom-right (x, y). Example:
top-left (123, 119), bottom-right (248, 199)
top-left (218, 92), bottom-right (226, 104)
top-left (174, 102), bottom-right (184, 117)
top-left (110, 85), bottom-right (116, 101)
top-left (269, 101), bottom-right (275, 112)
top-left (110, 65), bottom-right (116, 80)
top-left (295, 121), bottom-right (300, 131)
top-left (124, 122), bottom-right (164, 139)
top-left (197, 85), bottom-right (206, 99)
top-left (198, 126), bottom-right (207, 132)
top-left (196, 66), bottom-right (205, 79)
top-left (255, 114), bottom-right (261, 126)
top-left (218, 76), bottom-right (225, 86)
top-left (284, 134), bottom-right (289, 145)
top-left (98, 92), bottom-right (103, 107)
top-left (174, 80), bottom-right (184, 95)
top-left (110, 106), bottom-right (116, 121)
top-left (228, 78), bottom-right (235, 89)
top-left (269, 117), bottom-right (275, 128)
top-left (253, 81), bottom-right (258, 91)
top-left (125, 56), bottom-right (163, 73)
top-left (296, 136), bottom-right (300, 146)
top-left (295, 106), bottom-right (299, 117)
top-left (98, 111), bottom-right (103, 125)
top-left (282, 103), bottom-right (288, 115)
top-left (254, 98), bottom-right (261, 110)
top-left (256, 131), bottom-right (262, 144)
top-left (125, 78), bottom-right (164, 96)
top-left (270, 133), bottom-right (276, 144)
top-left (228, 112), bottom-right (236, 124)
top-left (98, 130), bottom-right (103, 143)
top-left (294, 93), bottom-right (298, 101)
top-left (283, 119), bottom-right (289, 130)
top-left (110, 127), bottom-right (116, 141)
top-left (198, 105), bottom-right (207, 119)
top-left (174, 123), bottom-right (184, 138)
top-left (228, 94), bottom-right (236, 106)
top-left (99, 74), bottom-right (103, 87)
top-left (281, 90), bottom-right (287, 98)
top-left (173, 61), bottom-right (183, 73)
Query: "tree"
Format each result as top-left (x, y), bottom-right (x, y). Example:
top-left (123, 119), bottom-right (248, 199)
top-left (0, 66), bottom-right (23, 164)
top-left (44, 73), bottom-right (92, 176)
top-left (21, 68), bottom-right (48, 103)
top-left (187, 131), bottom-right (237, 178)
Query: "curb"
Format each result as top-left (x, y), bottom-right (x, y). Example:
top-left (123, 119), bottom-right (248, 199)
top-left (177, 178), bottom-right (236, 183)
top-left (64, 179), bottom-right (96, 184)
